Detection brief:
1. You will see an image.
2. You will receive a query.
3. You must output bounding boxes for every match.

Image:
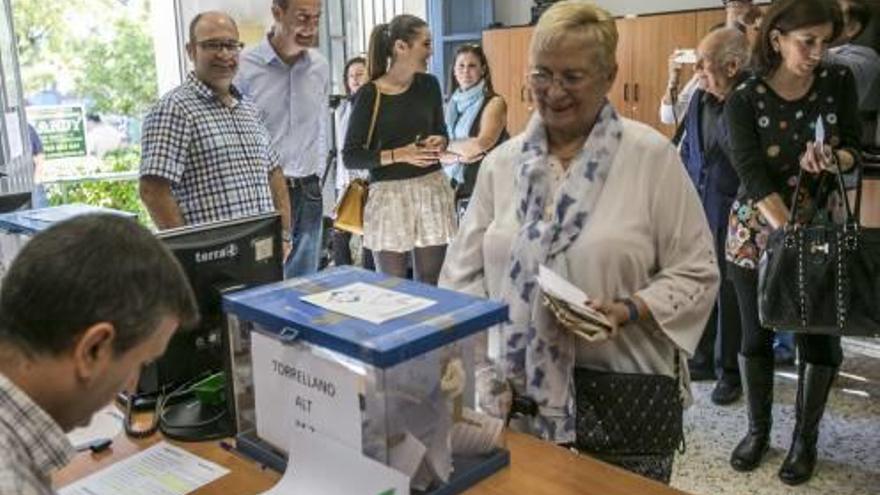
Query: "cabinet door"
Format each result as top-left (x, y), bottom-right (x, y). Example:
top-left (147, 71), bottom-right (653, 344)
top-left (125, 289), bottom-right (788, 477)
top-left (508, 27), bottom-right (534, 135)
top-left (483, 27), bottom-right (533, 135)
top-left (483, 28), bottom-right (512, 113)
top-left (609, 18), bottom-right (635, 119)
top-left (631, 12), bottom-right (698, 137)
top-left (696, 8), bottom-right (727, 38)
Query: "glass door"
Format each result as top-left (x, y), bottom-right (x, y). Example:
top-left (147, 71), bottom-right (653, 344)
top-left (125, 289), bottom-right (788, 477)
top-left (0, 0), bottom-right (33, 205)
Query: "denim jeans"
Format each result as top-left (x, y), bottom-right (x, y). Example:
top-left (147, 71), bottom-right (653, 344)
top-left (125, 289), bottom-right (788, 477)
top-left (285, 176), bottom-right (324, 278)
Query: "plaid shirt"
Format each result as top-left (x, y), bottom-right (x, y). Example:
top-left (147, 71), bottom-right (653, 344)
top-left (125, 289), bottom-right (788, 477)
top-left (0, 373), bottom-right (74, 495)
top-left (140, 73), bottom-right (280, 226)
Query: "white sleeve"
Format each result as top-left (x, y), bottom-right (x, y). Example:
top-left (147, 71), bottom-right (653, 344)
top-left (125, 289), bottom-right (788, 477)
top-left (438, 149), bottom-right (499, 298)
top-left (658, 75), bottom-right (700, 125)
top-left (634, 140), bottom-right (720, 355)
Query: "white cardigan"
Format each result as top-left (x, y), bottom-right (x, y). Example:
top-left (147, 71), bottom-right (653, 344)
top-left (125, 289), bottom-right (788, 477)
top-left (439, 118), bottom-right (719, 385)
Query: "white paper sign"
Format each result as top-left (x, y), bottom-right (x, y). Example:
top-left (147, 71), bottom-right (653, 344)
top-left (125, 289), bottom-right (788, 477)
top-left (300, 282), bottom-right (436, 324)
top-left (259, 427), bottom-right (409, 495)
top-left (252, 331), bottom-right (363, 452)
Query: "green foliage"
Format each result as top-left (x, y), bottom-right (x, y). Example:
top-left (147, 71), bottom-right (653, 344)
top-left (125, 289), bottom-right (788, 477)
top-left (12, 0), bottom-right (156, 115)
top-left (75, 16), bottom-right (159, 116)
top-left (45, 146), bottom-right (153, 228)
top-left (101, 145), bottom-right (142, 173)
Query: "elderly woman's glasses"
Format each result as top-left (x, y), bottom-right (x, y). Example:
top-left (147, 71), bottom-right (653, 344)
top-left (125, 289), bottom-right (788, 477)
top-left (527, 69), bottom-right (592, 92)
top-left (196, 39), bottom-right (245, 53)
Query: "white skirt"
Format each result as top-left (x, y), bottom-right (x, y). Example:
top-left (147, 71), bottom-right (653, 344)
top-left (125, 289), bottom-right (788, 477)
top-left (363, 170), bottom-right (457, 252)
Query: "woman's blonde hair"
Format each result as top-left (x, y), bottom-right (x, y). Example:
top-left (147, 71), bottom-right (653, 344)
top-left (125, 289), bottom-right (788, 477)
top-left (530, 1), bottom-right (618, 72)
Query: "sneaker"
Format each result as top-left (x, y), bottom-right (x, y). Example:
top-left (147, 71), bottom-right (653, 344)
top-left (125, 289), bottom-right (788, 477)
top-left (711, 379), bottom-right (742, 405)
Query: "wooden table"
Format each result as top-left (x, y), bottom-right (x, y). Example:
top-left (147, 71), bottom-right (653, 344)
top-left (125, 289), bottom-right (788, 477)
top-left (55, 431), bottom-right (691, 495)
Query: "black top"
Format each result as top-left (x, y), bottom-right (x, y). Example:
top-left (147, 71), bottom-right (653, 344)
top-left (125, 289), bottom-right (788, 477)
top-left (342, 73), bottom-right (447, 182)
top-left (724, 63), bottom-right (861, 268)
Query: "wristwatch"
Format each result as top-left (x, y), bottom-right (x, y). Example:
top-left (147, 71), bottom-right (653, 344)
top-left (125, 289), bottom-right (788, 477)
top-left (619, 297), bottom-right (640, 323)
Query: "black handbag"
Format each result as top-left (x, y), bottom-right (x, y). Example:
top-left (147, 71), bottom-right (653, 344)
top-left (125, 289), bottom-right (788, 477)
top-left (573, 358), bottom-right (685, 484)
top-left (758, 166), bottom-right (880, 336)
top-left (573, 364), bottom-right (684, 458)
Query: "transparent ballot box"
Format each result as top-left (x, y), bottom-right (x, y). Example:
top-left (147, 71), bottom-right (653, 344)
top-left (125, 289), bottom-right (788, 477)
top-left (222, 266), bottom-right (510, 494)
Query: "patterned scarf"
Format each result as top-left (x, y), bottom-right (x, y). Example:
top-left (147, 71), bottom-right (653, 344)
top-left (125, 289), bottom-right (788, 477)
top-left (443, 80), bottom-right (486, 183)
top-left (499, 101), bottom-right (623, 443)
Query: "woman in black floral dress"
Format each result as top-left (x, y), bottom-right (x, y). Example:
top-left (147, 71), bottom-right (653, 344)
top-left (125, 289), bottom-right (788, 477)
top-left (724, 0), bottom-right (861, 486)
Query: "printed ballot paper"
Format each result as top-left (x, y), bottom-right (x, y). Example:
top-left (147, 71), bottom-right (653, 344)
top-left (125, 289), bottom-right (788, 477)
top-left (300, 282), bottom-right (436, 324)
top-left (59, 442), bottom-right (229, 495)
top-left (260, 427), bottom-right (409, 495)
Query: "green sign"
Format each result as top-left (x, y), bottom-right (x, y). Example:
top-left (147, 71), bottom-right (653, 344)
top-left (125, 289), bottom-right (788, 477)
top-left (27, 105), bottom-right (87, 160)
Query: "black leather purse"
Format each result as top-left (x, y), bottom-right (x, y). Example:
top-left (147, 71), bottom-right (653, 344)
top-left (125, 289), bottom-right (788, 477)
top-left (572, 356), bottom-right (685, 484)
top-left (758, 166), bottom-right (880, 336)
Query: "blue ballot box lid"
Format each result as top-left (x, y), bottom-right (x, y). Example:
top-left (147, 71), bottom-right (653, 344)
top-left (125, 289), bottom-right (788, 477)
top-left (0, 204), bottom-right (136, 235)
top-left (223, 266), bottom-right (508, 369)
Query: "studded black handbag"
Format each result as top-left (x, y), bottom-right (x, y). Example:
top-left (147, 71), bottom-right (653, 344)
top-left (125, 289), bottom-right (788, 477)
top-left (758, 167), bottom-right (880, 337)
top-left (573, 351), bottom-right (685, 459)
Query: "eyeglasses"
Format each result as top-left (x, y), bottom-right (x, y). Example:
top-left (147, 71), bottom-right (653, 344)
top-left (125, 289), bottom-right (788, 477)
top-left (527, 69), bottom-right (593, 92)
top-left (294, 11), bottom-right (321, 26)
top-left (196, 39), bottom-right (245, 53)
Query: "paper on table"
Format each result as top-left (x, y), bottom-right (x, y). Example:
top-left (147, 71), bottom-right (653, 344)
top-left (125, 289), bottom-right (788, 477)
top-left (66, 404), bottom-right (124, 451)
top-left (537, 265), bottom-right (612, 328)
top-left (58, 442), bottom-right (229, 495)
top-left (259, 427), bottom-right (409, 495)
top-left (451, 408), bottom-right (505, 456)
top-left (300, 282), bottom-right (436, 324)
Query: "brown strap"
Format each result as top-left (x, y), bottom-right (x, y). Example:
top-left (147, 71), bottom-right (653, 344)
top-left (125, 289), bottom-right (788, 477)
top-left (365, 84), bottom-right (382, 149)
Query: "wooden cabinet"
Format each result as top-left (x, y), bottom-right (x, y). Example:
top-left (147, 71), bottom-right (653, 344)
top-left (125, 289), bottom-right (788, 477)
top-left (482, 8), bottom-right (730, 138)
top-left (629, 13), bottom-right (699, 134)
top-left (608, 18), bottom-right (635, 119)
top-left (483, 26), bottom-right (534, 135)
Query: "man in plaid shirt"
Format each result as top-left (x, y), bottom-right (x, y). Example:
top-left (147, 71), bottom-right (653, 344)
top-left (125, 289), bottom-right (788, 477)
top-left (140, 12), bottom-right (291, 256)
top-left (0, 215), bottom-right (198, 494)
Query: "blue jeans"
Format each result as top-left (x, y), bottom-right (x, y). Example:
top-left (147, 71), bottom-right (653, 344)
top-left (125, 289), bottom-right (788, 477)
top-left (31, 184), bottom-right (49, 208)
top-left (285, 176), bottom-right (323, 279)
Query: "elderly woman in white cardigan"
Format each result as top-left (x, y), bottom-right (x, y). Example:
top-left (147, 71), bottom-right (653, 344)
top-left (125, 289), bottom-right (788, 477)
top-left (439, 0), bottom-right (719, 483)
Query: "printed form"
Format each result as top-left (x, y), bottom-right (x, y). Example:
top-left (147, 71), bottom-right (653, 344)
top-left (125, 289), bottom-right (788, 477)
top-left (59, 442), bottom-right (229, 495)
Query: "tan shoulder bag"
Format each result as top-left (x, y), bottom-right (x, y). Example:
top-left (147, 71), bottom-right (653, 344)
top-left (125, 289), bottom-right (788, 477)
top-left (334, 86), bottom-right (381, 235)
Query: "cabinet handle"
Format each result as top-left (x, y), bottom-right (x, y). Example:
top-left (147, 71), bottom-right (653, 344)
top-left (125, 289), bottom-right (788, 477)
top-left (624, 83), bottom-right (629, 102)
top-left (634, 83), bottom-right (640, 103)
top-left (520, 85), bottom-right (527, 103)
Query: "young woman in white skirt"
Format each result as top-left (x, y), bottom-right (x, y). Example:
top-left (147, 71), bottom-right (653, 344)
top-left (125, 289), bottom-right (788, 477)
top-left (342, 14), bottom-right (455, 285)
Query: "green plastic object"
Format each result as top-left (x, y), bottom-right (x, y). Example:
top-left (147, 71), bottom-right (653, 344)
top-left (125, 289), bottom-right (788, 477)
top-left (192, 372), bottom-right (226, 406)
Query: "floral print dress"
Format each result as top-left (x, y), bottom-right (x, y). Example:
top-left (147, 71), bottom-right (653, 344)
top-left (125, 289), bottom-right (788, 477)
top-left (723, 64), bottom-right (861, 269)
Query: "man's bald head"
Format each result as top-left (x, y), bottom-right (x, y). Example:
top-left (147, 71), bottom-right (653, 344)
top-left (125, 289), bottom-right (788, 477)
top-left (189, 11), bottom-right (238, 43)
top-left (699, 27), bottom-right (750, 72)
top-left (696, 28), bottom-right (750, 100)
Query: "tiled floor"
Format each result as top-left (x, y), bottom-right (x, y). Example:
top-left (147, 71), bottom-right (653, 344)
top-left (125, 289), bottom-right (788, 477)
top-left (671, 352), bottom-right (880, 495)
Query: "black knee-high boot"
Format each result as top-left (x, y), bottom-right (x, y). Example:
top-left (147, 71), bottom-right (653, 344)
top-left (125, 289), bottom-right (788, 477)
top-left (730, 354), bottom-right (774, 471)
top-left (778, 362), bottom-right (837, 485)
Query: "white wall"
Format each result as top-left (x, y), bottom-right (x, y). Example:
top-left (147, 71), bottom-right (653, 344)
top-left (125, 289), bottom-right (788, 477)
top-left (494, 0), bottom-right (771, 26)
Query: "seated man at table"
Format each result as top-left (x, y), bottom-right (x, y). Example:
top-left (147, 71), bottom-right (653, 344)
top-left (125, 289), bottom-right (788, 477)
top-left (0, 214), bottom-right (198, 494)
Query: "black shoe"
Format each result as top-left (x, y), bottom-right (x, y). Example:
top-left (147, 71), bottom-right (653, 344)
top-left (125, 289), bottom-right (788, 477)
top-left (779, 363), bottom-right (837, 486)
top-left (689, 366), bottom-right (716, 382)
top-left (711, 379), bottom-right (742, 405)
top-left (730, 354), bottom-right (774, 472)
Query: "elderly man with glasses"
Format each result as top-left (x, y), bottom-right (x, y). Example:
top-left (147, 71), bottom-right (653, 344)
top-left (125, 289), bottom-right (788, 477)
top-left (139, 11), bottom-right (291, 250)
top-left (235, 0), bottom-right (330, 279)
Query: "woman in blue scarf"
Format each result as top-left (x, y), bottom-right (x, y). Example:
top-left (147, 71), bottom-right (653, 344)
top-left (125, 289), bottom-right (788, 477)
top-left (442, 44), bottom-right (508, 219)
